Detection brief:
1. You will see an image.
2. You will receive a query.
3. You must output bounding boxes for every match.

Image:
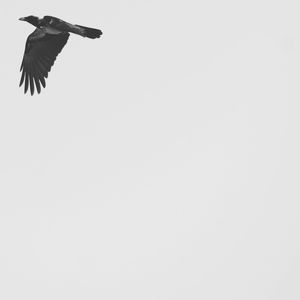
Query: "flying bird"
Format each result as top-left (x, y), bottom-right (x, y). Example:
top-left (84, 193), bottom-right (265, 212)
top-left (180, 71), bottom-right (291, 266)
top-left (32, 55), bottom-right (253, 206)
top-left (19, 15), bottom-right (102, 95)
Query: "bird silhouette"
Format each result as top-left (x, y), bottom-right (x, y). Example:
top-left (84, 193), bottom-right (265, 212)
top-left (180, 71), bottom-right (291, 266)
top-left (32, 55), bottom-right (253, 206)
top-left (19, 15), bottom-right (102, 95)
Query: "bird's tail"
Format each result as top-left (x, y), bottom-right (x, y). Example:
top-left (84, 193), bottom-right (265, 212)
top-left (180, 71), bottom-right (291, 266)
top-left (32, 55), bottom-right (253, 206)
top-left (75, 24), bottom-right (102, 39)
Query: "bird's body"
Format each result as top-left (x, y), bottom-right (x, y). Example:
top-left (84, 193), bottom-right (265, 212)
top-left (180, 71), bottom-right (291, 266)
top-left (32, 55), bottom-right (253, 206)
top-left (19, 15), bottom-right (102, 95)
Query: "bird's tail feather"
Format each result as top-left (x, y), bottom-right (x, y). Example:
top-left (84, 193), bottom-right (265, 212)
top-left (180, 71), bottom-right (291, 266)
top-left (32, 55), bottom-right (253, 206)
top-left (75, 25), bottom-right (102, 39)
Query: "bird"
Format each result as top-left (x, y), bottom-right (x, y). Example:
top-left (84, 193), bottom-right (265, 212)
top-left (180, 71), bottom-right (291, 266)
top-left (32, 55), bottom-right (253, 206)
top-left (19, 15), bottom-right (102, 95)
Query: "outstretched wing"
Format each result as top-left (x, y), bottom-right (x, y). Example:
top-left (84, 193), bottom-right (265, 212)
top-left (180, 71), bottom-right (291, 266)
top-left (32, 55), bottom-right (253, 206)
top-left (19, 28), bottom-right (70, 95)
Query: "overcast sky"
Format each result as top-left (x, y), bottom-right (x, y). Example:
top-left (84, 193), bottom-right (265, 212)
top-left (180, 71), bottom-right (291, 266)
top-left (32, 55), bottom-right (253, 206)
top-left (1, 0), bottom-right (300, 299)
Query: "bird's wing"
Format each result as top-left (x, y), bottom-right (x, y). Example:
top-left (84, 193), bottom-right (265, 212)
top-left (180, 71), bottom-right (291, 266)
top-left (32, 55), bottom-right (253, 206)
top-left (19, 28), bottom-right (70, 95)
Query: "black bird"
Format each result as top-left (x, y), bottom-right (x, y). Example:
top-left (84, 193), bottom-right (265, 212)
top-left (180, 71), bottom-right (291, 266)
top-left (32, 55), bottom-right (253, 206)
top-left (19, 15), bottom-right (102, 95)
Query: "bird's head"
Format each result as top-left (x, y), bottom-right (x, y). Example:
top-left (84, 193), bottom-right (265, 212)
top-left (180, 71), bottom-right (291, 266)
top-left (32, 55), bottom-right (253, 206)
top-left (19, 15), bottom-right (39, 27)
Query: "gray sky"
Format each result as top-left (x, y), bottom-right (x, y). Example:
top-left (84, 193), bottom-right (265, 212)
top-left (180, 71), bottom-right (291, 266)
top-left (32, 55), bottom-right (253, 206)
top-left (1, 0), bottom-right (300, 299)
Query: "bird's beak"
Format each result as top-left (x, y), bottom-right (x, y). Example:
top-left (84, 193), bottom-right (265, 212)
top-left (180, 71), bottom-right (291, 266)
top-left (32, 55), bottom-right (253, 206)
top-left (19, 17), bottom-right (25, 21)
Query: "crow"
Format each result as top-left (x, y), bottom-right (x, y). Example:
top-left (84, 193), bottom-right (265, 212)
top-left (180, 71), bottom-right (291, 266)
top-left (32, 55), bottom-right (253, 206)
top-left (19, 15), bottom-right (102, 95)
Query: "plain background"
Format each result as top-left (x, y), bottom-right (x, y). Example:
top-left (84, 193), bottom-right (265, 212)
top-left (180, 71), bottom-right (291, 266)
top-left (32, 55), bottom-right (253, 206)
top-left (1, 0), bottom-right (300, 299)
